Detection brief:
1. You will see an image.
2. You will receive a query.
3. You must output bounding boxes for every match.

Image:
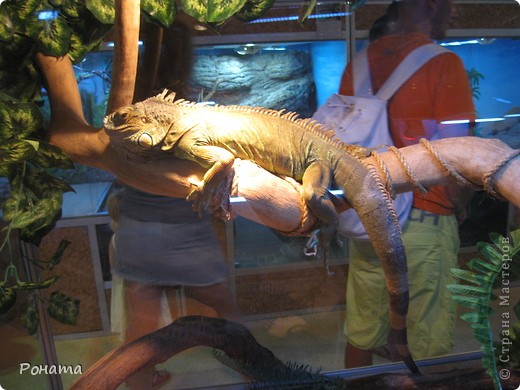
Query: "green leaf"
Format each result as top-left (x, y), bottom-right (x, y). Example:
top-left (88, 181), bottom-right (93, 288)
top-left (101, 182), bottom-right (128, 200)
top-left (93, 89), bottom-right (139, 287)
top-left (489, 232), bottom-right (507, 248)
top-left (511, 229), bottom-right (520, 250)
top-left (476, 242), bottom-right (504, 266)
top-left (460, 311), bottom-right (487, 324)
top-left (451, 294), bottom-right (483, 310)
top-left (47, 240), bottom-right (72, 270)
top-left (0, 9), bottom-right (15, 42)
top-left (47, 291), bottom-right (80, 325)
top-left (235, 0), bottom-right (275, 22)
top-left (0, 64), bottom-right (41, 101)
top-left (2, 166), bottom-right (72, 243)
top-left (181, 0), bottom-right (247, 23)
top-left (9, 0), bottom-right (41, 19)
top-left (0, 140), bottom-right (36, 173)
top-left (86, 0), bottom-right (115, 24)
top-left (298, 0), bottom-right (316, 24)
top-left (142, 0), bottom-right (176, 27)
top-left (0, 101), bottom-right (43, 140)
top-left (15, 275), bottom-right (60, 290)
top-left (67, 30), bottom-right (88, 63)
top-left (0, 288), bottom-right (17, 314)
top-left (59, 0), bottom-right (84, 20)
top-left (21, 301), bottom-right (39, 335)
top-left (34, 14), bottom-right (72, 57)
top-left (66, 9), bottom-right (112, 62)
top-left (450, 268), bottom-right (484, 285)
top-left (467, 256), bottom-right (501, 275)
top-left (31, 142), bottom-right (74, 170)
top-left (446, 283), bottom-right (488, 297)
top-left (473, 330), bottom-right (491, 344)
top-left (6, 196), bottom-right (61, 229)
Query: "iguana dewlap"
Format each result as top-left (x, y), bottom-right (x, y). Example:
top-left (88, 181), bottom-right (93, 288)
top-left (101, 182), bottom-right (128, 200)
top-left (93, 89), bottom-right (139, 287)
top-left (104, 90), bottom-right (419, 373)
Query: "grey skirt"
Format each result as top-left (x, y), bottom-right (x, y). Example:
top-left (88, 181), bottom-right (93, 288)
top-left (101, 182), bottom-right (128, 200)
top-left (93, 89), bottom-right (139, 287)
top-left (111, 215), bottom-right (229, 287)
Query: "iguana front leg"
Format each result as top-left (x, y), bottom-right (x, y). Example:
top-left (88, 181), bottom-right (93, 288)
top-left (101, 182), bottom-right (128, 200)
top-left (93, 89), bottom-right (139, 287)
top-left (176, 143), bottom-right (235, 219)
top-left (300, 161), bottom-right (339, 275)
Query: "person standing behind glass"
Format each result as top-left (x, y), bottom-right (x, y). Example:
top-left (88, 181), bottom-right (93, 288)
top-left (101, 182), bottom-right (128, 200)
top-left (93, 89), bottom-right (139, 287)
top-left (109, 185), bottom-right (240, 389)
top-left (339, 0), bottom-right (475, 368)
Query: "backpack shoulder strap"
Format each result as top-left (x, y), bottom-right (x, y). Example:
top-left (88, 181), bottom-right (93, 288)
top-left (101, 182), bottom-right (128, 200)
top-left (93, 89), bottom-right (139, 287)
top-left (352, 43), bottom-right (451, 99)
top-left (352, 47), bottom-right (372, 97)
top-left (376, 43), bottom-right (451, 101)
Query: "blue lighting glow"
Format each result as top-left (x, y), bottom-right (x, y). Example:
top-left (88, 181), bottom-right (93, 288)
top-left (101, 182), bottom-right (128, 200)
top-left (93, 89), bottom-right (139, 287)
top-left (37, 10), bottom-right (58, 20)
top-left (105, 41), bottom-right (144, 48)
top-left (248, 12), bottom-right (350, 24)
top-left (505, 113), bottom-right (520, 118)
top-left (440, 40), bottom-right (480, 47)
top-left (440, 117), bottom-right (515, 125)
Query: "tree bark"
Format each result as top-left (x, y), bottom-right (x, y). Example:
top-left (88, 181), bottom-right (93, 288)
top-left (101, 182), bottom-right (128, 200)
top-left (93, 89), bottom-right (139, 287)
top-left (105, 0), bottom-right (140, 113)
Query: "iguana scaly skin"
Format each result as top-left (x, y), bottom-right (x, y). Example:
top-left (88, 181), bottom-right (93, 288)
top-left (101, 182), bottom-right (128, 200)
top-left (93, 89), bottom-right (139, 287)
top-left (104, 90), bottom-right (419, 373)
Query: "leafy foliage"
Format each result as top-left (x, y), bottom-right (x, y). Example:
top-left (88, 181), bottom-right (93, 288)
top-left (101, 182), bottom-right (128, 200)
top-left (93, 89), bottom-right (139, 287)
top-left (467, 67), bottom-right (485, 101)
top-left (447, 232), bottom-right (520, 390)
top-left (0, 95), bottom-right (74, 244)
top-left (181, 0), bottom-right (248, 23)
top-left (0, 0), bottom-right (180, 334)
top-left (21, 299), bottom-right (39, 335)
top-left (47, 291), bottom-right (80, 325)
top-left (0, 240), bottom-right (78, 334)
top-left (298, 0), bottom-right (317, 24)
top-left (234, 0), bottom-right (275, 22)
top-left (86, 0), bottom-right (115, 24)
top-left (142, 0), bottom-right (176, 27)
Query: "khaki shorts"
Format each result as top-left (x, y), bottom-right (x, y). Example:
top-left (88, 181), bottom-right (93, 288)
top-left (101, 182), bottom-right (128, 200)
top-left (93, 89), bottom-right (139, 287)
top-left (344, 208), bottom-right (459, 359)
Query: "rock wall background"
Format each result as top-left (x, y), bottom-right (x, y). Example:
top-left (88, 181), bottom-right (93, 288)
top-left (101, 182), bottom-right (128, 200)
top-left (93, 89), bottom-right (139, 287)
top-left (187, 50), bottom-right (317, 118)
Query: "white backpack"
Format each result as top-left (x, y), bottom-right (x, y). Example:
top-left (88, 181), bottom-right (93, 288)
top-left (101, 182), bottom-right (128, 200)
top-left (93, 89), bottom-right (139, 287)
top-left (312, 43), bottom-right (450, 239)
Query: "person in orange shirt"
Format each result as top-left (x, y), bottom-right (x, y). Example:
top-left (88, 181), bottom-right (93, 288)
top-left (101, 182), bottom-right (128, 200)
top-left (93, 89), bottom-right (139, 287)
top-left (339, 0), bottom-right (475, 368)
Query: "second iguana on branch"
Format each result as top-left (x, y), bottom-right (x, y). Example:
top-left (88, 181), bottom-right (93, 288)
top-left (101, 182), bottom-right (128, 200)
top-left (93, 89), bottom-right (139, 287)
top-left (104, 90), bottom-right (419, 374)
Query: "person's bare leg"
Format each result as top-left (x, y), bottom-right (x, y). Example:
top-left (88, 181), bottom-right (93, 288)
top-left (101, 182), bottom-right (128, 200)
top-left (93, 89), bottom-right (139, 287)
top-left (187, 282), bottom-right (241, 320)
top-left (345, 342), bottom-right (373, 368)
top-left (124, 280), bottom-right (164, 389)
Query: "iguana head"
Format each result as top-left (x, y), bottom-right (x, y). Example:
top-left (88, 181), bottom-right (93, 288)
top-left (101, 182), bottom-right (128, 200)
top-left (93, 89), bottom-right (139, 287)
top-left (103, 102), bottom-right (168, 155)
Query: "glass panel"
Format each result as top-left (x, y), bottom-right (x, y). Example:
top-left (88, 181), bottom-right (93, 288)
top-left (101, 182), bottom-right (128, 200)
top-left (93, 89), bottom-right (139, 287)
top-left (0, 230), bottom-right (53, 390)
top-left (4, 2), bottom-right (518, 389)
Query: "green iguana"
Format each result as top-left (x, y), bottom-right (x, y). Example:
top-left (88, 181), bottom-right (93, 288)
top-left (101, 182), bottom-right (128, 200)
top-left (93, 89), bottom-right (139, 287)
top-left (104, 90), bottom-right (419, 374)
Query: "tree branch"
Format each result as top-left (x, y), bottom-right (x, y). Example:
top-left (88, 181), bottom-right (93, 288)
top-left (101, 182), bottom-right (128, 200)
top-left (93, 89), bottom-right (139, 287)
top-left (70, 316), bottom-right (519, 390)
top-left (106, 0), bottom-right (140, 113)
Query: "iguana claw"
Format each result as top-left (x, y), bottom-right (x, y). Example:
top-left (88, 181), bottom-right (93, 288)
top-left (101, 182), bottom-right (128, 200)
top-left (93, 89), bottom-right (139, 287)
top-left (304, 229), bottom-right (334, 276)
top-left (186, 180), bottom-right (232, 220)
top-left (304, 230), bottom-right (320, 256)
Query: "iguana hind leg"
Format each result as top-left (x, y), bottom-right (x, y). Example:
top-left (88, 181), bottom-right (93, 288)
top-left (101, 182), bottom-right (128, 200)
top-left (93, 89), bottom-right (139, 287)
top-left (300, 161), bottom-right (339, 276)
